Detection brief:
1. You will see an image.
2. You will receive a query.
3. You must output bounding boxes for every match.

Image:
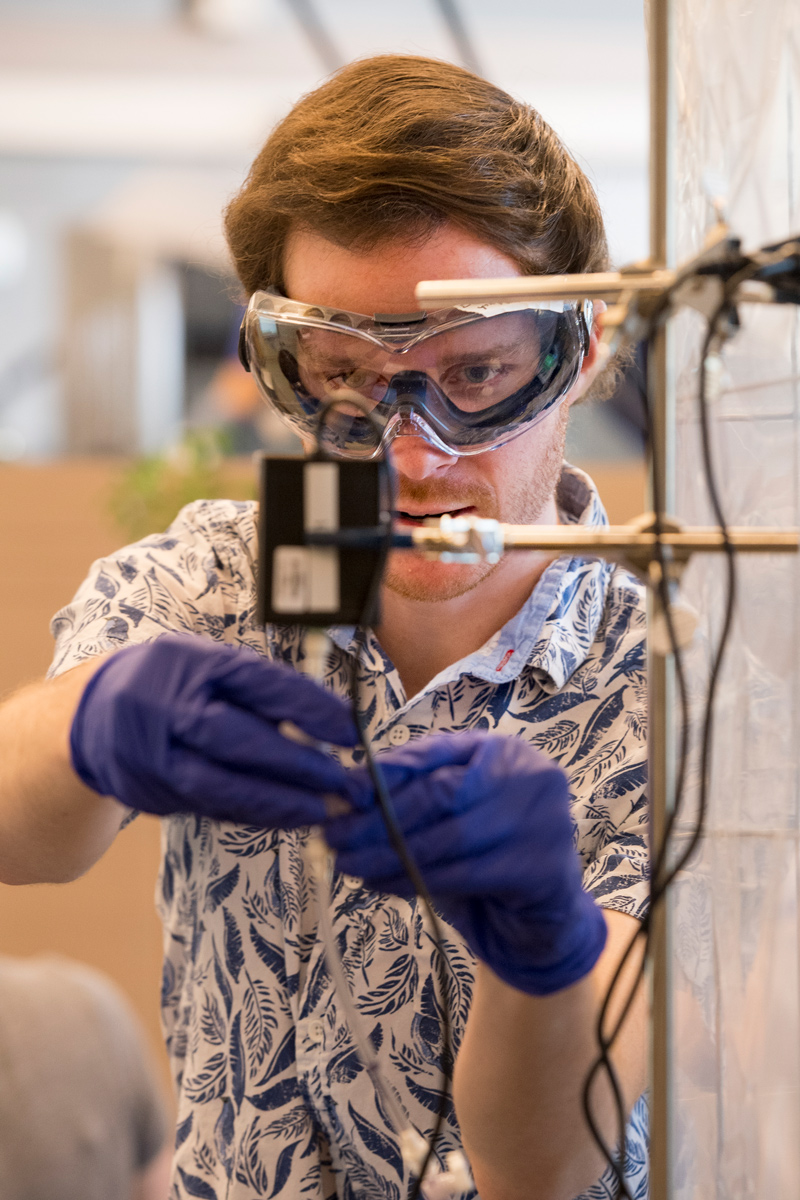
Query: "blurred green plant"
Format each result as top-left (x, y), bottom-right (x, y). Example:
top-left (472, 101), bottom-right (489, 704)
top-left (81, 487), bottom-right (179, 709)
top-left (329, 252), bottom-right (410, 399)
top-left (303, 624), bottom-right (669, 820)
top-left (110, 428), bottom-right (257, 542)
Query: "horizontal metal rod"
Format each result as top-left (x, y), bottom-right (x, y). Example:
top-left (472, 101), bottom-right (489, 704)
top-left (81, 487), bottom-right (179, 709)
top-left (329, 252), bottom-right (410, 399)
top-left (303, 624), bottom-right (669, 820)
top-left (306, 525), bottom-right (798, 557)
top-left (415, 270), bottom-right (676, 306)
top-left (415, 272), bottom-right (774, 309)
top-left (488, 525), bottom-right (799, 554)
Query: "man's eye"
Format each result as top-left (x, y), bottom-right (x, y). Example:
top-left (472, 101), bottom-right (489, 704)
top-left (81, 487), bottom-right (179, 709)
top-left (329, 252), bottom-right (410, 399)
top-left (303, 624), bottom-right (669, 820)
top-left (463, 364), bottom-right (500, 384)
top-left (445, 363), bottom-right (507, 388)
top-left (327, 368), bottom-right (377, 389)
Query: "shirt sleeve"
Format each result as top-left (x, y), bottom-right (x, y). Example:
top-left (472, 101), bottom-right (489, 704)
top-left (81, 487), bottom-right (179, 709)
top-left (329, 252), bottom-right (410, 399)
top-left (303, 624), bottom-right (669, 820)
top-left (48, 499), bottom-right (259, 679)
top-left (571, 577), bottom-right (650, 922)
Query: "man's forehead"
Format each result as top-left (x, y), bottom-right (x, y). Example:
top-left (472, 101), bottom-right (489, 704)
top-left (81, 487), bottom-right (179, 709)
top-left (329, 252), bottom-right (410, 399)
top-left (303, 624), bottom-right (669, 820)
top-left (282, 223), bottom-right (521, 315)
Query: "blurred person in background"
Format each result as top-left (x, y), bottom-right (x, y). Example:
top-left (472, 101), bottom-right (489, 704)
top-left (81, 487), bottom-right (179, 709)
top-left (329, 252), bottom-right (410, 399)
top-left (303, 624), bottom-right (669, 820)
top-left (0, 954), bottom-right (171, 1200)
top-left (0, 56), bottom-right (648, 1200)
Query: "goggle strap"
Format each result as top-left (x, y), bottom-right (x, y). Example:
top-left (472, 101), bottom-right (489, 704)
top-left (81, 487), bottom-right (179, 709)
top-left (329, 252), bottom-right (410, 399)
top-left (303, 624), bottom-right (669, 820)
top-left (238, 321), bottom-right (251, 373)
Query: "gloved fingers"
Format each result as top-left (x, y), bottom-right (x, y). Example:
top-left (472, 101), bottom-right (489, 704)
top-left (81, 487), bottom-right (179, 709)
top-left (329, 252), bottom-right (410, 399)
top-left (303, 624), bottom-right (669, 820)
top-left (340, 730), bottom-right (491, 820)
top-left (212, 655), bottom-right (359, 747)
top-left (173, 701), bottom-right (355, 795)
top-left (325, 762), bottom-right (476, 851)
top-left (332, 809), bottom-right (513, 880)
top-left (370, 731), bottom-right (490, 784)
top-left (360, 847), bottom-right (525, 897)
top-left (166, 747), bottom-right (337, 827)
top-left (344, 730), bottom-right (564, 809)
top-left (336, 846), bottom-right (569, 915)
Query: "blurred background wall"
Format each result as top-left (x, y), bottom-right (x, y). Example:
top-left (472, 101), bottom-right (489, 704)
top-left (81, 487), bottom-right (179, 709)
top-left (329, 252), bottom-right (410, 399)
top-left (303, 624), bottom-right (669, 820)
top-left (0, 0), bottom-right (648, 1105)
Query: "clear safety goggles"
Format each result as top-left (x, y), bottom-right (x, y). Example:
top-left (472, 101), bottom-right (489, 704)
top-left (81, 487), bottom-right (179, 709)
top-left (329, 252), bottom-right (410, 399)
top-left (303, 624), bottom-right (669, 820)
top-left (239, 290), bottom-right (593, 458)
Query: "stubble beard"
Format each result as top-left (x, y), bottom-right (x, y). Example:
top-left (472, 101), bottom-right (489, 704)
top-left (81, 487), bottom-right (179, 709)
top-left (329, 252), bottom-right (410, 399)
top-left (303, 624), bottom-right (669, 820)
top-left (384, 408), bottom-right (569, 603)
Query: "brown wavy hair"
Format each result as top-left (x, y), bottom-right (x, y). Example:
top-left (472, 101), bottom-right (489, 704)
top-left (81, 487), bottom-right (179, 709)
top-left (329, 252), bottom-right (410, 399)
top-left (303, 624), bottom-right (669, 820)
top-left (224, 54), bottom-right (609, 296)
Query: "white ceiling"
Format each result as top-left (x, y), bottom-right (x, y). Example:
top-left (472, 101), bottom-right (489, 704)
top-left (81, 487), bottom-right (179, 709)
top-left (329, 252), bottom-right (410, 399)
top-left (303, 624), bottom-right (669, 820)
top-left (0, 5), bottom-right (647, 168)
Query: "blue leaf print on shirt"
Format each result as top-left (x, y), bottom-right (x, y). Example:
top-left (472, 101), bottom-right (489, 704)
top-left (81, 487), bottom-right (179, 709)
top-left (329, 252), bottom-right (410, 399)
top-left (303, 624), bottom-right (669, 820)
top-left (212, 940), bottom-right (233, 1017)
top-left (529, 718), bottom-right (580, 756)
top-left (326, 1032), bottom-right (362, 1086)
top-left (118, 601), bottom-right (146, 626)
top-left (403, 1075), bottom-right (457, 1125)
top-left (223, 907), bottom-right (244, 983)
top-left (214, 1099), bottom-right (235, 1179)
top-left (411, 977), bottom-right (444, 1066)
top-left (95, 570), bottom-right (119, 598)
top-left (248, 1077), bottom-right (301, 1112)
top-left (177, 1167), bottom-right (218, 1199)
top-left (206, 864), bottom-right (240, 912)
top-left (234, 1119), bottom-right (270, 1195)
top-left (377, 906), bottom-right (409, 952)
top-left (263, 1105), bottom-right (309, 1142)
top-left (161, 956), bottom-right (176, 1009)
top-left (161, 853), bottom-right (175, 904)
top-left (606, 641), bottom-right (645, 688)
top-left (359, 954), bottom-right (419, 1016)
top-left (301, 954), bottom-right (331, 1016)
top-left (269, 1140), bottom-right (301, 1198)
top-left (516, 686), bottom-right (596, 722)
top-left (175, 1111), bottom-right (193, 1149)
top-left (230, 1011), bottom-right (246, 1111)
top-left (340, 1145), bottom-right (400, 1200)
top-left (243, 971), bottom-right (277, 1071)
top-left (200, 993), bottom-right (226, 1046)
top-left (183, 1051), bottom-right (227, 1105)
top-left (249, 923), bottom-right (291, 993)
top-left (564, 687), bottom-right (626, 766)
top-left (218, 826), bottom-right (278, 858)
top-left (259, 1025), bottom-right (296, 1086)
top-left (591, 872), bottom-right (648, 900)
top-left (183, 831), bottom-right (193, 876)
top-left (347, 1101), bottom-right (404, 1180)
top-left (103, 616), bottom-right (129, 643)
top-left (593, 760), bottom-right (647, 802)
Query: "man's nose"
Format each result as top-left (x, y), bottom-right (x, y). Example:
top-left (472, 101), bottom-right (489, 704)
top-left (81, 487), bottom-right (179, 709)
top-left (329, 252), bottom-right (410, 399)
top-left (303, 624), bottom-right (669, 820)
top-left (387, 434), bottom-right (458, 481)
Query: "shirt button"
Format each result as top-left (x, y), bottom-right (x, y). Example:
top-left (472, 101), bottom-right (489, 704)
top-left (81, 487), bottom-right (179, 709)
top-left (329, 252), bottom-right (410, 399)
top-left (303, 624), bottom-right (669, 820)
top-left (308, 1020), bottom-right (325, 1046)
top-left (388, 724), bottom-right (410, 746)
top-left (342, 874), bottom-right (363, 890)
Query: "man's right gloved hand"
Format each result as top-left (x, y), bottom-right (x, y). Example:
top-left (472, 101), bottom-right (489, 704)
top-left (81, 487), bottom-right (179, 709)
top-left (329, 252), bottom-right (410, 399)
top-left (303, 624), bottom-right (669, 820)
top-left (69, 634), bottom-right (359, 826)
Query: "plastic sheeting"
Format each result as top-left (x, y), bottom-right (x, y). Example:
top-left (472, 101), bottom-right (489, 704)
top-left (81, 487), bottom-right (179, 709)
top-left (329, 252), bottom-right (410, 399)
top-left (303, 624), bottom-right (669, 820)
top-left (671, 0), bottom-right (800, 1195)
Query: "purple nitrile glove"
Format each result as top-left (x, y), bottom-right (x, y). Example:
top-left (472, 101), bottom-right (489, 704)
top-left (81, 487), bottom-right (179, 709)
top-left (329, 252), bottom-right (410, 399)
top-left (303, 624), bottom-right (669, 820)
top-left (326, 732), bottom-right (608, 996)
top-left (70, 633), bottom-right (360, 827)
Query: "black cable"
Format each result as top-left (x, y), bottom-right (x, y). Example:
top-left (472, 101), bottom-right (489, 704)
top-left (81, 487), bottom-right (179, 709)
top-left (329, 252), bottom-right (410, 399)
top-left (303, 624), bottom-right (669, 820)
top-left (349, 628), bottom-right (455, 1200)
top-left (316, 402), bottom-right (454, 1199)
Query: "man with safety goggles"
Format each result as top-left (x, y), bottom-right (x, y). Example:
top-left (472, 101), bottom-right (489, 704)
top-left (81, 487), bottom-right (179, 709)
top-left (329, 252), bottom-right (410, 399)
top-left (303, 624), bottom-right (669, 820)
top-left (0, 54), bottom-right (648, 1200)
top-left (239, 291), bottom-right (593, 459)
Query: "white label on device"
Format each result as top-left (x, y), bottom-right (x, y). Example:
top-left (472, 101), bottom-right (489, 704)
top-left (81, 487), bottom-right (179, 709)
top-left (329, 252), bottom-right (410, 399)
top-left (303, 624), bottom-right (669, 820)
top-left (273, 546), bottom-right (309, 612)
top-left (304, 462), bottom-right (339, 531)
top-left (272, 545), bottom-right (340, 613)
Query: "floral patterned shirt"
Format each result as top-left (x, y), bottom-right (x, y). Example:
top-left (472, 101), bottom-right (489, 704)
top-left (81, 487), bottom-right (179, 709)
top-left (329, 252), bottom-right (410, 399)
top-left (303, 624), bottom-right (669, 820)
top-left (49, 463), bottom-right (650, 1200)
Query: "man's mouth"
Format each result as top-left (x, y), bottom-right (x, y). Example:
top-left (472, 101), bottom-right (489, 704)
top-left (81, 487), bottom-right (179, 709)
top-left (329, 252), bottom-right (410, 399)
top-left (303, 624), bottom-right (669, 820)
top-left (393, 505), bottom-right (476, 527)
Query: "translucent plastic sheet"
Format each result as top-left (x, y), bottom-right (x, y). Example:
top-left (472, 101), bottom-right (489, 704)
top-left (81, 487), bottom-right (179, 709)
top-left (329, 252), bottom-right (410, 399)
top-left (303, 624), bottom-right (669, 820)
top-left (671, 1), bottom-right (800, 1194)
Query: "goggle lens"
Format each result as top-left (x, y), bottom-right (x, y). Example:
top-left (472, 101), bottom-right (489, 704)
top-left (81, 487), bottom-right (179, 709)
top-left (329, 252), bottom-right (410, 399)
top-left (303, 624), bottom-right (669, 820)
top-left (244, 295), bottom-right (589, 457)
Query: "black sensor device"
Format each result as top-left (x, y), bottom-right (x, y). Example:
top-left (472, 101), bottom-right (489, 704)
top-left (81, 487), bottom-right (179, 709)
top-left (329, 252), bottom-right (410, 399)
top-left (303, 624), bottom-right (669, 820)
top-left (256, 454), bottom-right (390, 627)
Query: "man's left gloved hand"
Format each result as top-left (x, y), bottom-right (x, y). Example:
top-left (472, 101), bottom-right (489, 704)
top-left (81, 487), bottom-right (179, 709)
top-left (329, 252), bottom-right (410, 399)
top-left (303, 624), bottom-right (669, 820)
top-left (326, 732), bottom-right (607, 996)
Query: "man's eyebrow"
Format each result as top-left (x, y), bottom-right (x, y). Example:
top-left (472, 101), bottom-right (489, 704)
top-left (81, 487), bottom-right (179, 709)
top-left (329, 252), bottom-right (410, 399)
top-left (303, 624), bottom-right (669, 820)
top-left (297, 349), bottom-right (363, 371)
top-left (438, 343), bottom-right (521, 368)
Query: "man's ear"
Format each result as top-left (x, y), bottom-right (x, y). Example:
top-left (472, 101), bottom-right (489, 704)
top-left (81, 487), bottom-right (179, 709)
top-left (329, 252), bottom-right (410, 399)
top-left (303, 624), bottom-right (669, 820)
top-left (567, 301), bottom-right (608, 405)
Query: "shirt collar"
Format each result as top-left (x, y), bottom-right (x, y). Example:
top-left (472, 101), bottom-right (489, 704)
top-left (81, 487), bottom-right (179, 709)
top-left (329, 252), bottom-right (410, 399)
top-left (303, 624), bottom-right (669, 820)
top-left (328, 462), bottom-right (612, 696)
